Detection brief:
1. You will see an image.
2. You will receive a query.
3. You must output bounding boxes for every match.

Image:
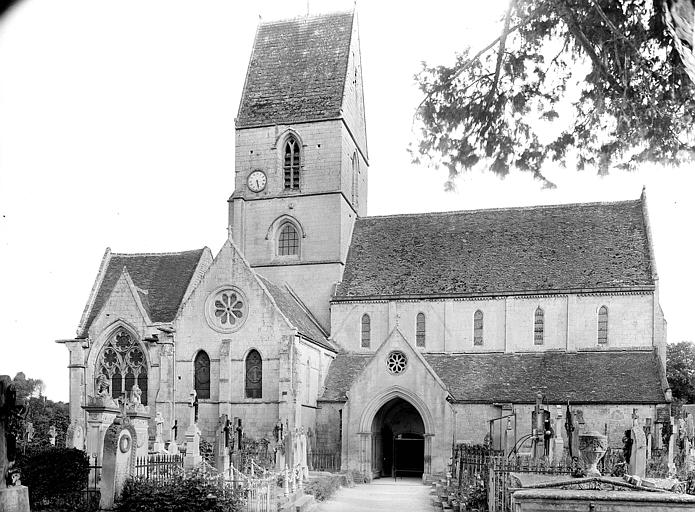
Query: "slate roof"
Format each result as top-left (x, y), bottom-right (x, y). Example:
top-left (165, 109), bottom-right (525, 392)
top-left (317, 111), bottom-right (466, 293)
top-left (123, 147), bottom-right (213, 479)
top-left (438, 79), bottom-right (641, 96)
top-left (320, 350), bottom-right (666, 404)
top-left (335, 199), bottom-right (654, 300)
top-left (79, 249), bottom-right (206, 336)
top-left (258, 276), bottom-right (335, 352)
top-left (236, 11), bottom-right (354, 128)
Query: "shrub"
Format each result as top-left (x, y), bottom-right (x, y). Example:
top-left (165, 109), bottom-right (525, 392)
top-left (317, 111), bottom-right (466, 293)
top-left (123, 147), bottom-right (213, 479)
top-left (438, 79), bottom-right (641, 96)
top-left (17, 447), bottom-right (90, 510)
top-left (304, 473), bottom-right (353, 501)
top-left (115, 474), bottom-right (244, 512)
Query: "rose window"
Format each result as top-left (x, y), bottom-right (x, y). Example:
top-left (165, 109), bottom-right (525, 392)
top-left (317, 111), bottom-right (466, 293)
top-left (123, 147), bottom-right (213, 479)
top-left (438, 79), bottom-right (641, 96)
top-left (206, 287), bottom-right (248, 332)
top-left (386, 351), bottom-right (407, 375)
top-left (214, 291), bottom-right (244, 325)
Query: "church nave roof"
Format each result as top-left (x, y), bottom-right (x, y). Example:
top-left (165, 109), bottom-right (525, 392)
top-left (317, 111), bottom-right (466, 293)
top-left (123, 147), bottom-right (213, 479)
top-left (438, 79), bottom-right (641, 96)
top-left (335, 197), bottom-right (654, 300)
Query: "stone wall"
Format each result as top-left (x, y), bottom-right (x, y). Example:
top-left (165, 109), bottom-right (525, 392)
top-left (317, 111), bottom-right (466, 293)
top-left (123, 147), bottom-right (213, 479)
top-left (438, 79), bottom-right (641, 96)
top-left (330, 292), bottom-right (657, 354)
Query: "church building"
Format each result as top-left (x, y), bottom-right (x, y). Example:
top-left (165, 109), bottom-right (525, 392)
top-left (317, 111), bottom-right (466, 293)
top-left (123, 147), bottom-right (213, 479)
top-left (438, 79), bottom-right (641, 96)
top-left (59, 10), bottom-right (670, 479)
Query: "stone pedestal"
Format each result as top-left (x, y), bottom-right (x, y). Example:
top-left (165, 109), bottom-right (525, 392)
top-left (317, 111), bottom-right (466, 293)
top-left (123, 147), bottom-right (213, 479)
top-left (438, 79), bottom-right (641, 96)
top-left (126, 407), bottom-right (150, 458)
top-left (83, 398), bottom-right (120, 465)
top-left (184, 425), bottom-right (202, 471)
top-left (0, 486), bottom-right (30, 512)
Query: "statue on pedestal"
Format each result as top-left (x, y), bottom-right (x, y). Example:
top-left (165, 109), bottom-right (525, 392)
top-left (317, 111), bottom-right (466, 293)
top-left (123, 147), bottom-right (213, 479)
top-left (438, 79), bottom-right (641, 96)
top-left (48, 425), bottom-right (57, 447)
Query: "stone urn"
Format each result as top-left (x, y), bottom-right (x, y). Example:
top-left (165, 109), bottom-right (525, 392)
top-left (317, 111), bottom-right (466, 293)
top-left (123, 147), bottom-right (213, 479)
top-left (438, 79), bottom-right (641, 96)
top-left (578, 431), bottom-right (608, 477)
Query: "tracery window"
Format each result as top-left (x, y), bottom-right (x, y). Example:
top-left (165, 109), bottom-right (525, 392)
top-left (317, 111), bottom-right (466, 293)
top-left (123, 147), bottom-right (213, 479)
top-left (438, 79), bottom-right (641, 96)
top-left (245, 350), bottom-right (262, 399)
top-left (97, 329), bottom-right (147, 404)
top-left (534, 307), bottom-right (544, 345)
top-left (598, 306), bottom-right (608, 344)
top-left (416, 313), bottom-right (426, 347)
top-left (278, 223), bottom-right (299, 256)
top-left (283, 136), bottom-right (301, 189)
top-left (474, 310), bottom-right (484, 346)
top-left (361, 313), bottom-right (371, 348)
top-left (194, 351), bottom-right (211, 399)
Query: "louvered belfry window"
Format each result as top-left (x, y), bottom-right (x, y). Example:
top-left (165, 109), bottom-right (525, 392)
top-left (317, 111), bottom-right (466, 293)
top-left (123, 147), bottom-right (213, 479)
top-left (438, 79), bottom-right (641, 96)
top-left (416, 313), bottom-right (426, 347)
top-left (194, 351), bottom-right (210, 399)
top-left (474, 310), bottom-right (484, 346)
top-left (283, 136), bottom-right (300, 189)
top-left (245, 350), bottom-right (262, 399)
top-left (598, 306), bottom-right (608, 344)
top-left (534, 307), bottom-right (544, 345)
top-left (361, 314), bottom-right (371, 348)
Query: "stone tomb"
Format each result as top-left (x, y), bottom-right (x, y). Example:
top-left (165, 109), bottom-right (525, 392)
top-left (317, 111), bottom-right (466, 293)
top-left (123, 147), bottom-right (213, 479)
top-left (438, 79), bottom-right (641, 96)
top-left (99, 415), bottom-right (137, 510)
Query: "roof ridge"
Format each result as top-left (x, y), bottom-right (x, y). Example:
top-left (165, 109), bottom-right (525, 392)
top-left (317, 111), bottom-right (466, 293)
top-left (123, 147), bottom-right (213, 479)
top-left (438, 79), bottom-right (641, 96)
top-left (258, 10), bottom-right (353, 26)
top-left (361, 198), bottom-right (641, 221)
top-left (111, 248), bottom-right (205, 257)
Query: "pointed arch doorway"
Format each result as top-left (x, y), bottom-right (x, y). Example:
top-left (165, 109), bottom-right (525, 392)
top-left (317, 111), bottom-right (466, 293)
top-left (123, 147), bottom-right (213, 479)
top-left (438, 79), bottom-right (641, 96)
top-left (371, 397), bottom-right (425, 478)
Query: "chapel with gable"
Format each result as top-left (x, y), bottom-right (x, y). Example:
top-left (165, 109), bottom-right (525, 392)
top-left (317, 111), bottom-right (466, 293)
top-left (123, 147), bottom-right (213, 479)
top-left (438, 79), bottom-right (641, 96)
top-left (59, 10), bottom-right (670, 479)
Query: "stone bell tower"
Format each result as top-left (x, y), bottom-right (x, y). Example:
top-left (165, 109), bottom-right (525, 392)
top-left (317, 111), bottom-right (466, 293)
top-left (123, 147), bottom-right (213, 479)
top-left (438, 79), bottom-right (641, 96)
top-left (228, 10), bottom-right (368, 330)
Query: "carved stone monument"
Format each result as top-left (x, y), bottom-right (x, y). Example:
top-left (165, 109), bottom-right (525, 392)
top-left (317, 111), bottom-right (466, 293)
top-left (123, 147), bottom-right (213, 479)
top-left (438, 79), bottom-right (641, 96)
top-left (48, 425), bottom-right (57, 446)
top-left (125, 386), bottom-right (150, 458)
top-left (552, 405), bottom-right (565, 464)
top-left (66, 421), bottom-right (84, 450)
top-left (578, 431), bottom-right (607, 477)
top-left (629, 409), bottom-right (647, 478)
top-left (153, 412), bottom-right (166, 453)
top-left (183, 390), bottom-right (201, 470)
top-left (214, 414), bottom-right (230, 474)
top-left (83, 375), bottom-right (121, 466)
top-left (0, 375), bottom-right (30, 512)
top-left (99, 412), bottom-right (137, 510)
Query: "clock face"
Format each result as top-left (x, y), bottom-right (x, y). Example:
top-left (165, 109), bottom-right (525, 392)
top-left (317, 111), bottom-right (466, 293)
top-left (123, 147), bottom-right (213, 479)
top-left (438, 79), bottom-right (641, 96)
top-left (247, 170), bottom-right (267, 192)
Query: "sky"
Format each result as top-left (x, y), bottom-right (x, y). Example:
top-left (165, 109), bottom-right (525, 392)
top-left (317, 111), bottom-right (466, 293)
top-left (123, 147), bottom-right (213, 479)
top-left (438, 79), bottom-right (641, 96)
top-left (0, 0), bottom-right (692, 402)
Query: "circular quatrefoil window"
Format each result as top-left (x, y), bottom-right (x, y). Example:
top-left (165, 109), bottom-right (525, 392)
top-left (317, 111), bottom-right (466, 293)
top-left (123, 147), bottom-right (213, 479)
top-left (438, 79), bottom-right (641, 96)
top-left (386, 351), bottom-right (407, 375)
top-left (205, 286), bottom-right (248, 333)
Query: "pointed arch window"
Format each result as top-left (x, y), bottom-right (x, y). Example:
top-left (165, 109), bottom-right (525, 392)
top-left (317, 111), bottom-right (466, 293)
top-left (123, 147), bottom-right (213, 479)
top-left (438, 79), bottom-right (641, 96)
top-left (96, 329), bottom-right (148, 405)
top-left (598, 306), bottom-right (608, 344)
top-left (474, 310), bottom-right (484, 346)
top-left (194, 351), bottom-right (211, 399)
top-left (416, 313), bottom-right (426, 347)
top-left (361, 313), bottom-right (371, 348)
top-left (278, 223), bottom-right (299, 256)
top-left (245, 350), bottom-right (262, 399)
top-left (283, 136), bottom-right (301, 190)
top-left (534, 307), bottom-right (544, 345)
top-left (351, 151), bottom-right (359, 207)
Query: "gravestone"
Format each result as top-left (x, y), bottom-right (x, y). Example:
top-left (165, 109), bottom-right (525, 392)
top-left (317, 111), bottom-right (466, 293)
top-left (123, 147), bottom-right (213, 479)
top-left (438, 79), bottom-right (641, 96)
top-left (153, 412), bottom-right (166, 453)
top-left (48, 425), bottom-right (57, 446)
top-left (629, 409), bottom-right (647, 478)
top-left (274, 419), bottom-right (286, 471)
top-left (552, 405), bottom-right (565, 464)
top-left (183, 390), bottom-right (201, 470)
top-left (214, 414), bottom-right (230, 473)
top-left (66, 421), bottom-right (84, 450)
top-left (0, 376), bottom-right (30, 512)
top-left (99, 413), bottom-right (137, 510)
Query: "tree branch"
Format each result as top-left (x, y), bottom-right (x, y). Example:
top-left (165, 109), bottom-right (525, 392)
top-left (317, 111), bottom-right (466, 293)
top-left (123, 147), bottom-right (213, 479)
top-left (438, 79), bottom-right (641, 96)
top-left (486, 0), bottom-right (517, 111)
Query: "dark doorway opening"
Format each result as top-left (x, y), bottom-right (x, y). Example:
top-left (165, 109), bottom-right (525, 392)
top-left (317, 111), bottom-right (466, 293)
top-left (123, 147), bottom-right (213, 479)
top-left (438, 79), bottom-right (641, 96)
top-left (370, 397), bottom-right (425, 478)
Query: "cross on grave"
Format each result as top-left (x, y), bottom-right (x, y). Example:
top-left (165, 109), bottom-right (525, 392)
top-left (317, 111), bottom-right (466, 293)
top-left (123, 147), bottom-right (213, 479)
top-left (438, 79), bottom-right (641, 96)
top-left (188, 390), bottom-right (198, 425)
top-left (171, 420), bottom-right (178, 441)
top-left (25, 422), bottom-right (34, 443)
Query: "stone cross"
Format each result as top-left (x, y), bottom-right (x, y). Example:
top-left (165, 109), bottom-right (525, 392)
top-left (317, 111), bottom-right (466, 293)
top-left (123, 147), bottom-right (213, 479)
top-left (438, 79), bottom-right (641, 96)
top-left (188, 390), bottom-right (198, 425)
top-left (25, 422), bottom-right (34, 443)
top-left (155, 412), bottom-right (164, 444)
top-left (48, 425), bottom-right (57, 446)
top-left (171, 419), bottom-right (178, 441)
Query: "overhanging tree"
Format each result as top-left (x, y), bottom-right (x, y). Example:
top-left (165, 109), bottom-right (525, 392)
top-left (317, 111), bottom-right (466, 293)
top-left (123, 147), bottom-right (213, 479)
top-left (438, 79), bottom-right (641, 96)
top-left (414, 0), bottom-right (695, 189)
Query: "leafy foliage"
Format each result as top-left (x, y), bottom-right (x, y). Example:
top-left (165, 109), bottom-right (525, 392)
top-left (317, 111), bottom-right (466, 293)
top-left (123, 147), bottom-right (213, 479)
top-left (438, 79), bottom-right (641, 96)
top-left (16, 447), bottom-right (91, 510)
top-left (667, 341), bottom-right (695, 403)
top-left (115, 474), bottom-right (244, 512)
top-left (414, 0), bottom-right (695, 188)
top-left (12, 372), bottom-right (69, 451)
top-left (304, 473), bottom-right (354, 501)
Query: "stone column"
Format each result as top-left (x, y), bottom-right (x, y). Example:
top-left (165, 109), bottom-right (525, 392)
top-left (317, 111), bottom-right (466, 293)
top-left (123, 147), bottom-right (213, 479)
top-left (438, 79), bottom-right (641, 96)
top-left (552, 405), bottom-right (565, 464)
top-left (218, 340), bottom-right (232, 420)
top-left (63, 340), bottom-right (86, 425)
top-left (424, 434), bottom-right (433, 477)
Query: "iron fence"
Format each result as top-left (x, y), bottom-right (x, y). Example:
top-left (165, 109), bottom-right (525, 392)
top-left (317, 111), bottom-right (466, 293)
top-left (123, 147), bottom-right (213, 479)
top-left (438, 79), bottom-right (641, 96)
top-left (134, 453), bottom-right (184, 483)
top-left (308, 451), bottom-right (341, 472)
